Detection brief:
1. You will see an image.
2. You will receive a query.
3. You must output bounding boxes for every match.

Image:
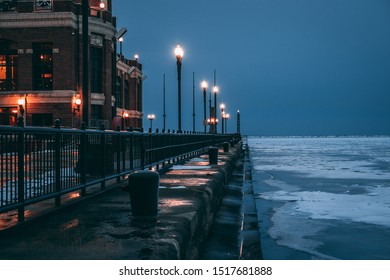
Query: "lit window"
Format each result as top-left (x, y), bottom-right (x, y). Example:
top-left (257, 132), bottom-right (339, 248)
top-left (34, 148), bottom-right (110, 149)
top-left (32, 43), bottom-right (53, 90)
top-left (0, 49), bottom-right (18, 91)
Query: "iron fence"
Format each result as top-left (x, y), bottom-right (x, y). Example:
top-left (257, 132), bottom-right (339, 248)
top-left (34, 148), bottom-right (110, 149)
top-left (0, 125), bottom-right (240, 223)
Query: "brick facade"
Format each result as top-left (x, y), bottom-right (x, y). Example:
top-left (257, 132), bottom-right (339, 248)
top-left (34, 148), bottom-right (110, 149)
top-left (0, 0), bottom-right (143, 129)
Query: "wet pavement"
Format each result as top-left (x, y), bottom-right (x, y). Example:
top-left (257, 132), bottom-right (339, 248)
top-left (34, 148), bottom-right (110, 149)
top-left (0, 144), bottom-right (253, 260)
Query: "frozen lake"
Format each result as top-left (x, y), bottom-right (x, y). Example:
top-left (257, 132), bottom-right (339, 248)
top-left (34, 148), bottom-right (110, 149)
top-left (248, 136), bottom-right (390, 260)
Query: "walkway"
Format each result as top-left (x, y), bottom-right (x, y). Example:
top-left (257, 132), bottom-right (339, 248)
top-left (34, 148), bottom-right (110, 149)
top-left (0, 145), bottom-right (243, 260)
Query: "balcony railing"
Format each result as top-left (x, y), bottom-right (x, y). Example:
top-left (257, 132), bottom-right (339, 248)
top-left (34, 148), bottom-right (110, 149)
top-left (0, 124), bottom-right (240, 223)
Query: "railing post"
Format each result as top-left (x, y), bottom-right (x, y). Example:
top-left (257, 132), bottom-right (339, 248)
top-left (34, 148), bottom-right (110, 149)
top-left (80, 122), bottom-right (87, 196)
top-left (167, 132), bottom-right (171, 165)
top-left (54, 120), bottom-right (61, 207)
top-left (129, 133), bottom-right (134, 170)
top-left (149, 133), bottom-right (153, 168)
top-left (100, 124), bottom-right (106, 189)
top-left (141, 134), bottom-right (145, 169)
top-left (116, 127), bottom-right (121, 183)
top-left (17, 121), bottom-right (25, 223)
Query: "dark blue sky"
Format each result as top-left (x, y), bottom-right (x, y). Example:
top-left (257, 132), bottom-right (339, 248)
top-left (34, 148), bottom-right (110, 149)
top-left (113, 0), bottom-right (390, 136)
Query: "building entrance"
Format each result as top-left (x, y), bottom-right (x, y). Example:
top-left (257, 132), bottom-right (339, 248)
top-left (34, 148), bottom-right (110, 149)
top-left (0, 107), bottom-right (17, 126)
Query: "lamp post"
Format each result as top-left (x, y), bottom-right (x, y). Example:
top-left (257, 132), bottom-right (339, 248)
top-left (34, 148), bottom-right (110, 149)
top-left (175, 44), bottom-right (184, 133)
top-left (73, 96), bottom-right (81, 114)
top-left (220, 103), bottom-right (225, 134)
top-left (17, 94), bottom-right (28, 125)
top-left (122, 111), bottom-right (129, 130)
top-left (147, 114), bottom-right (155, 132)
top-left (224, 113), bottom-right (230, 134)
top-left (201, 80), bottom-right (208, 133)
top-left (237, 110), bottom-right (240, 133)
top-left (163, 73), bottom-right (166, 132)
top-left (213, 86), bottom-right (219, 133)
top-left (117, 28), bottom-right (127, 61)
top-left (17, 98), bottom-right (25, 126)
top-left (99, 0), bottom-right (105, 10)
top-left (118, 37), bottom-right (123, 57)
top-left (192, 72), bottom-right (195, 133)
top-left (72, 96), bottom-right (81, 128)
top-left (207, 118), bottom-right (218, 132)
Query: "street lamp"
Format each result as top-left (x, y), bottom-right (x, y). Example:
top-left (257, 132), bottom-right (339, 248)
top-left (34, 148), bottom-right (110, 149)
top-left (237, 110), bottom-right (240, 133)
top-left (175, 44), bottom-right (184, 133)
top-left (220, 103), bottom-right (225, 134)
top-left (17, 94), bottom-right (28, 125)
top-left (207, 117), bottom-right (218, 132)
top-left (213, 86), bottom-right (219, 133)
top-left (116, 28), bottom-right (127, 60)
top-left (147, 114), bottom-right (155, 132)
top-left (201, 80), bottom-right (208, 133)
top-left (122, 111), bottom-right (129, 130)
top-left (99, 0), bottom-right (105, 10)
top-left (17, 98), bottom-right (25, 116)
top-left (73, 96), bottom-right (81, 114)
top-left (223, 113), bottom-right (230, 134)
top-left (118, 37), bottom-right (123, 57)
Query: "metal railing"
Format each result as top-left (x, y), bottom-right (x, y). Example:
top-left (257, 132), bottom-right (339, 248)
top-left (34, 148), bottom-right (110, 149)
top-left (0, 124), bottom-right (240, 223)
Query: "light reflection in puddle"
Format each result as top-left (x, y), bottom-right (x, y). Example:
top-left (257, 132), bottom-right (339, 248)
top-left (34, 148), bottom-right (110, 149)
top-left (159, 186), bottom-right (186, 189)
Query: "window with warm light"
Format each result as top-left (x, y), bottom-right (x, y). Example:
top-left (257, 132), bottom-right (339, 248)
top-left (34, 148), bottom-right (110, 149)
top-left (32, 43), bottom-right (53, 90)
top-left (0, 52), bottom-right (18, 91)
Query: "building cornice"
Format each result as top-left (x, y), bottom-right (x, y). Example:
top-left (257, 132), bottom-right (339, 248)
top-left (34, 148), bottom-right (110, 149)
top-left (0, 12), bottom-right (78, 29)
top-left (0, 12), bottom-right (116, 39)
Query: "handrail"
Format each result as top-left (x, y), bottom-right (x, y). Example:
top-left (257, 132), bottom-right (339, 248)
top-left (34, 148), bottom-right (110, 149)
top-left (0, 125), bottom-right (241, 223)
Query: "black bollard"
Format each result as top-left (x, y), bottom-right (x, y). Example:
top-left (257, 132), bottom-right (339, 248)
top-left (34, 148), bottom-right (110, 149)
top-left (223, 142), bottom-right (229, 152)
top-left (208, 147), bottom-right (218, 165)
top-left (122, 170), bottom-right (160, 220)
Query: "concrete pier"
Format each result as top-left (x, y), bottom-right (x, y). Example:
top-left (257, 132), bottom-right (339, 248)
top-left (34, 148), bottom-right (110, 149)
top-left (0, 143), bottom-right (257, 260)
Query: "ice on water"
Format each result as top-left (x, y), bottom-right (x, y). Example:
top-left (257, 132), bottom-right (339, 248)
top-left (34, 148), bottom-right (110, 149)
top-left (249, 136), bottom-right (390, 259)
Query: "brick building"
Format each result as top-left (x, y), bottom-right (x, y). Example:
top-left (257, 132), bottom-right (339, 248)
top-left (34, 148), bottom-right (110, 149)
top-left (116, 54), bottom-right (143, 130)
top-left (0, 0), bottom-right (143, 129)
